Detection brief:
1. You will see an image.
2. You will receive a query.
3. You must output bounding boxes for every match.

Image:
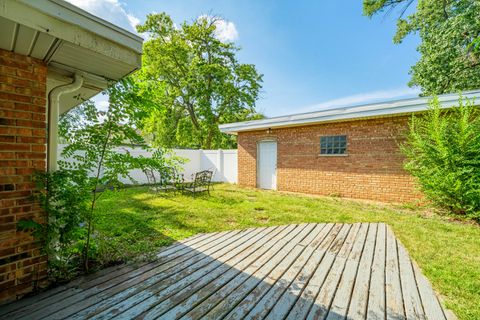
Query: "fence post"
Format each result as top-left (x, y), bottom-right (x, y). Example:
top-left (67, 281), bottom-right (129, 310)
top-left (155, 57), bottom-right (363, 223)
top-left (217, 149), bottom-right (224, 182)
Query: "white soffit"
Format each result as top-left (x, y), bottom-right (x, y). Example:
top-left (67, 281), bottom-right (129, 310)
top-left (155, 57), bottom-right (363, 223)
top-left (219, 90), bottom-right (480, 134)
top-left (0, 0), bottom-right (143, 113)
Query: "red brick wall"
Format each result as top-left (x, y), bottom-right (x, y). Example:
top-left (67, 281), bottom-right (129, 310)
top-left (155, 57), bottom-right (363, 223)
top-left (238, 116), bottom-right (422, 202)
top-left (0, 49), bottom-right (48, 304)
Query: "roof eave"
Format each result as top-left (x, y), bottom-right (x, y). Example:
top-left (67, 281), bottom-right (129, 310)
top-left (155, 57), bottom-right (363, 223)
top-left (0, 0), bottom-right (144, 113)
top-left (18, 0), bottom-right (142, 54)
top-left (220, 90), bottom-right (480, 134)
top-left (0, 0), bottom-right (143, 69)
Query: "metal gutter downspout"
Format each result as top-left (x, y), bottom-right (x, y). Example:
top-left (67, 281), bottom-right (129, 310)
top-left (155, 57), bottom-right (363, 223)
top-left (47, 73), bottom-right (84, 172)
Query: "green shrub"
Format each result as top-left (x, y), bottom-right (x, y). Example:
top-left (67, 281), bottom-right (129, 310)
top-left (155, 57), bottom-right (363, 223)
top-left (17, 170), bottom-right (91, 281)
top-left (401, 97), bottom-right (480, 221)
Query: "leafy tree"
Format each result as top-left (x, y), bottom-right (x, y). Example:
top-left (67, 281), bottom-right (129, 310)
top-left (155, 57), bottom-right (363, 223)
top-left (364, 0), bottom-right (480, 95)
top-left (19, 78), bottom-right (181, 278)
top-left (135, 13), bottom-right (263, 149)
top-left (58, 79), bottom-right (174, 271)
top-left (401, 97), bottom-right (480, 220)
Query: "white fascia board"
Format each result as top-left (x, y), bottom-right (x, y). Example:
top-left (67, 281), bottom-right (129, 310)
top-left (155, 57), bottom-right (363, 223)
top-left (0, 0), bottom-right (142, 67)
top-left (219, 90), bottom-right (480, 134)
top-left (21, 0), bottom-right (143, 52)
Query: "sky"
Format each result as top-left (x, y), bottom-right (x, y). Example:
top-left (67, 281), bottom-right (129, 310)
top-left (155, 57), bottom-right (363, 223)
top-left (66, 0), bottom-right (421, 117)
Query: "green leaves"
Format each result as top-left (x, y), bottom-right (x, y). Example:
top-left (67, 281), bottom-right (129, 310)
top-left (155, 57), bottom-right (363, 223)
top-left (53, 77), bottom-right (179, 274)
top-left (135, 13), bottom-right (263, 149)
top-left (17, 169), bottom-right (91, 280)
top-left (59, 80), bottom-right (153, 188)
top-left (364, 0), bottom-right (480, 95)
top-left (401, 97), bottom-right (480, 220)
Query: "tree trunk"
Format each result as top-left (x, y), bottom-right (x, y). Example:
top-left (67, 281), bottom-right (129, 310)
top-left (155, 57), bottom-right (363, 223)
top-left (84, 121), bottom-right (112, 272)
top-left (205, 128), bottom-right (213, 149)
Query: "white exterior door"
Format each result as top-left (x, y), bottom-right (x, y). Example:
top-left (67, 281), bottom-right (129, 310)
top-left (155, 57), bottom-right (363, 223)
top-left (257, 141), bottom-right (277, 190)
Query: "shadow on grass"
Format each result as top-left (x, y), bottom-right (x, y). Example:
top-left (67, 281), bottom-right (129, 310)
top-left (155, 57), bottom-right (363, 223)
top-left (94, 187), bottom-right (234, 265)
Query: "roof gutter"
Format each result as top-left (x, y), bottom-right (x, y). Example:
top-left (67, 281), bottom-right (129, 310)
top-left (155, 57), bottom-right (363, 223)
top-left (220, 90), bottom-right (480, 134)
top-left (47, 73), bottom-right (84, 172)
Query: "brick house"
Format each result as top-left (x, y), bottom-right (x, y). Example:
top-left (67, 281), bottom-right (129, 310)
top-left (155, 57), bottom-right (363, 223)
top-left (220, 91), bottom-right (480, 203)
top-left (0, 0), bottom-right (142, 304)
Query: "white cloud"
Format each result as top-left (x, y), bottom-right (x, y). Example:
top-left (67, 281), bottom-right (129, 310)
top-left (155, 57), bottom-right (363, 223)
top-left (198, 15), bottom-right (239, 42)
top-left (213, 19), bottom-right (239, 42)
top-left (296, 87), bottom-right (421, 114)
top-left (65, 0), bottom-right (140, 34)
top-left (91, 93), bottom-right (109, 111)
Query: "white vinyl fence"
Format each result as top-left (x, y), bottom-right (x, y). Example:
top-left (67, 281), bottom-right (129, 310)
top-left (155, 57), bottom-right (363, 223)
top-left (58, 145), bottom-right (237, 184)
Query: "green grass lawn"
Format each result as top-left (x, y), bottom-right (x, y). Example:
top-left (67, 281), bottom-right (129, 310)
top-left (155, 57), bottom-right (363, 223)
top-left (95, 184), bottom-right (479, 320)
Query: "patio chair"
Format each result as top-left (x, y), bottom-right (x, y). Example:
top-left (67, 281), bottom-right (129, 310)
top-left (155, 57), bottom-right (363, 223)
top-left (183, 170), bottom-right (213, 197)
top-left (143, 168), bottom-right (161, 193)
top-left (143, 167), bottom-right (184, 193)
top-left (159, 167), bottom-right (184, 192)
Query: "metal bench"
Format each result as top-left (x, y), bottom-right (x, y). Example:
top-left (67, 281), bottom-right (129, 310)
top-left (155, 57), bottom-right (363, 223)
top-left (183, 170), bottom-right (213, 197)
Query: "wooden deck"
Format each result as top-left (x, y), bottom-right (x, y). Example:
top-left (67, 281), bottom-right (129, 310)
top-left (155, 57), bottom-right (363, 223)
top-left (0, 223), bottom-right (454, 320)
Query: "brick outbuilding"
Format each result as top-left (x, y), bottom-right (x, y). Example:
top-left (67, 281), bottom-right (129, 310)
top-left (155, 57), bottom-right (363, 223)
top-left (220, 91), bottom-right (480, 203)
top-left (0, 0), bottom-right (142, 304)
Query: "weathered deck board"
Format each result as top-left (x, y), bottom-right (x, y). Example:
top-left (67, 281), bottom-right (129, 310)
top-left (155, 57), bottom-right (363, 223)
top-left (244, 224), bottom-right (327, 319)
top-left (221, 224), bottom-right (317, 320)
top-left (285, 223), bottom-right (345, 320)
top-left (3, 229), bottom-right (240, 319)
top-left (412, 260), bottom-right (448, 320)
top-left (398, 240), bottom-right (427, 320)
top-left (264, 223), bottom-right (335, 320)
top-left (0, 223), bottom-right (453, 320)
top-left (90, 226), bottom-right (291, 320)
top-left (175, 225), bottom-right (305, 320)
top-left (367, 222), bottom-right (387, 320)
top-left (307, 223), bottom-right (361, 319)
top-left (385, 225), bottom-right (406, 320)
top-left (325, 223), bottom-right (369, 320)
top-left (17, 228), bottom-right (255, 320)
top-left (0, 231), bottom-right (215, 317)
top-left (204, 224), bottom-right (318, 319)
top-left (54, 229), bottom-right (271, 319)
top-left (136, 225), bottom-right (292, 319)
